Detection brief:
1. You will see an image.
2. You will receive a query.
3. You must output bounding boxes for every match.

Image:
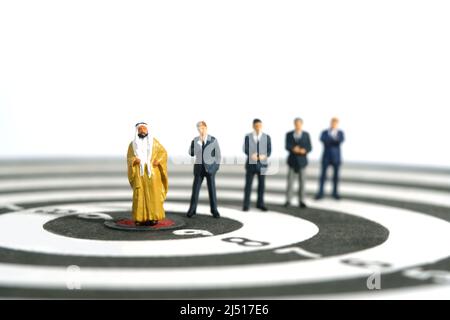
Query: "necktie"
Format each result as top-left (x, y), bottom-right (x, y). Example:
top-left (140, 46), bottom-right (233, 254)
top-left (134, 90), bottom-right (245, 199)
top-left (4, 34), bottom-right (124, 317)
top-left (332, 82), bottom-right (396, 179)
top-left (202, 140), bottom-right (205, 163)
top-left (256, 137), bottom-right (260, 162)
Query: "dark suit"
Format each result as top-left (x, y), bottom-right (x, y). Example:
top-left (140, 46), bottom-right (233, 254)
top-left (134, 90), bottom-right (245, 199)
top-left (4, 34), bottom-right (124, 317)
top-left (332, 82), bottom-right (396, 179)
top-left (285, 130), bottom-right (312, 172)
top-left (243, 133), bottom-right (272, 209)
top-left (317, 129), bottom-right (345, 197)
top-left (187, 135), bottom-right (221, 214)
top-left (285, 131), bottom-right (312, 203)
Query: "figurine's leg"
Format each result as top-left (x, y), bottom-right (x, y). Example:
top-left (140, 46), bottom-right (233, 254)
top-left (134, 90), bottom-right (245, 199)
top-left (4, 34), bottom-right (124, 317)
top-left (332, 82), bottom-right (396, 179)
top-left (316, 163), bottom-right (328, 199)
top-left (188, 174), bottom-right (204, 214)
top-left (206, 173), bottom-right (219, 216)
top-left (243, 170), bottom-right (254, 210)
top-left (332, 163), bottom-right (340, 199)
top-left (298, 168), bottom-right (306, 204)
top-left (256, 172), bottom-right (266, 208)
top-left (285, 168), bottom-right (294, 205)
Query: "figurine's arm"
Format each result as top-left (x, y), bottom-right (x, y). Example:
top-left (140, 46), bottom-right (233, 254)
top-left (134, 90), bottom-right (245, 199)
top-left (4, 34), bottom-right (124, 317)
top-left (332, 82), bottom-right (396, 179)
top-left (339, 131), bottom-right (345, 144)
top-left (320, 131), bottom-right (333, 147)
top-left (329, 131), bottom-right (344, 146)
top-left (305, 132), bottom-right (312, 153)
top-left (286, 133), bottom-right (303, 155)
top-left (152, 139), bottom-right (166, 166)
top-left (320, 131), bottom-right (327, 143)
top-left (266, 135), bottom-right (272, 157)
top-left (189, 140), bottom-right (195, 157)
top-left (243, 135), bottom-right (249, 156)
top-left (285, 133), bottom-right (294, 152)
top-left (153, 139), bottom-right (168, 199)
top-left (127, 143), bottom-right (137, 188)
top-left (214, 138), bottom-right (222, 165)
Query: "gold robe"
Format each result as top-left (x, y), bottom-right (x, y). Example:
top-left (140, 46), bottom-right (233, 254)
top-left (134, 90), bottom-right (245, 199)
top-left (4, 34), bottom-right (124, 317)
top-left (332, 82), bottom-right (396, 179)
top-left (127, 139), bottom-right (168, 222)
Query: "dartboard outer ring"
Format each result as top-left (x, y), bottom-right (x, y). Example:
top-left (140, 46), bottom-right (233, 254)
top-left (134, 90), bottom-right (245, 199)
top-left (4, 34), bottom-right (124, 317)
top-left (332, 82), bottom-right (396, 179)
top-left (0, 160), bottom-right (448, 299)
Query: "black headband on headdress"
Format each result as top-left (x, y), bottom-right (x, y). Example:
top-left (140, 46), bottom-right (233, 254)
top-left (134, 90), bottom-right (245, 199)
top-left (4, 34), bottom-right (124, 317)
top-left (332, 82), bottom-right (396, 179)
top-left (135, 122), bottom-right (148, 127)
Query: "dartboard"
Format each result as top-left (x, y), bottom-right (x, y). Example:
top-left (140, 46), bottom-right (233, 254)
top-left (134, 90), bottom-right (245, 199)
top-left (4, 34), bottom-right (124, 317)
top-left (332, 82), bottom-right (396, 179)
top-left (0, 160), bottom-right (449, 299)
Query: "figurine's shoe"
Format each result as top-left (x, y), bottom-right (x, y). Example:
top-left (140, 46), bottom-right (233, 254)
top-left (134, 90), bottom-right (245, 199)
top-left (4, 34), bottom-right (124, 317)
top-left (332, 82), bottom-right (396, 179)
top-left (257, 205), bottom-right (268, 212)
top-left (300, 202), bottom-right (308, 209)
top-left (333, 194), bottom-right (341, 200)
top-left (242, 207), bottom-right (249, 212)
top-left (186, 211), bottom-right (196, 218)
top-left (145, 220), bottom-right (158, 226)
top-left (135, 221), bottom-right (145, 226)
top-left (211, 210), bottom-right (220, 219)
top-left (283, 202), bottom-right (291, 208)
top-left (314, 194), bottom-right (324, 200)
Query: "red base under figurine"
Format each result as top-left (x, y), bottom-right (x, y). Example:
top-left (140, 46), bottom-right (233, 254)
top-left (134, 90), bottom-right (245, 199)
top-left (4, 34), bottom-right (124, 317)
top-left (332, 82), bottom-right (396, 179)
top-left (104, 214), bottom-right (185, 231)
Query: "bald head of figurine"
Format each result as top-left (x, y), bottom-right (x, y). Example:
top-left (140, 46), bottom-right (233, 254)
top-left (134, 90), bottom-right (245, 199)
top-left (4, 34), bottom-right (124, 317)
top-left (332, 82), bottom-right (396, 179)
top-left (330, 117), bottom-right (339, 129)
top-left (137, 125), bottom-right (148, 138)
top-left (197, 121), bottom-right (208, 137)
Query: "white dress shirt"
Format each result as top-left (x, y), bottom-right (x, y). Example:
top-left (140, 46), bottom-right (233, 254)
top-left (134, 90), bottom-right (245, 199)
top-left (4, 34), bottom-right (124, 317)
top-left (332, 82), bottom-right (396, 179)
top-left (329, 129), bottom-right (338, 139)
top-left (197, 134), bottom-right (209, 146)
top-left (293, 130), bottom-right (303, 141)
top-left (252, 131), bottom-right (263, 143)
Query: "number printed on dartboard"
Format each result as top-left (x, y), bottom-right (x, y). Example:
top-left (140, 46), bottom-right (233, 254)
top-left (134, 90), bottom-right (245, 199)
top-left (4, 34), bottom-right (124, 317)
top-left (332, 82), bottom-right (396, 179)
top-left (0, 161), bottom-right (449, 298)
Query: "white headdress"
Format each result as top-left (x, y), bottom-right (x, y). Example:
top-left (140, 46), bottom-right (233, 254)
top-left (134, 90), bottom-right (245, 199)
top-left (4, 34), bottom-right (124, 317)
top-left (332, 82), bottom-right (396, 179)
top-left (132, 122), bottom-right (153, 177)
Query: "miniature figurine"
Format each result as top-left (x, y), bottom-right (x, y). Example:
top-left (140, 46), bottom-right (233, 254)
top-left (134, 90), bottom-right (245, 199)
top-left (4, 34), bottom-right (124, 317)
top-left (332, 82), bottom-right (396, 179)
top-left (243, 118), bottom-right (272, 212)
top-left (127, 122), bottom-right (168, 226)
top-left (315, 117), bottom-right (345, 200)
top-left (187, 121), bottom-right (221, 218)
top-left (285, 117), bottom-right (312, 208)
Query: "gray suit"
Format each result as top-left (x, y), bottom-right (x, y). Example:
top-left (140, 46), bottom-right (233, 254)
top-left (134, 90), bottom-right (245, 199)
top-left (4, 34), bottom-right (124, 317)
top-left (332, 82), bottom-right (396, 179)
top-left (187, 135), bottom-right (221, 215)
top-left (285, 131), bottom-right (312, 204)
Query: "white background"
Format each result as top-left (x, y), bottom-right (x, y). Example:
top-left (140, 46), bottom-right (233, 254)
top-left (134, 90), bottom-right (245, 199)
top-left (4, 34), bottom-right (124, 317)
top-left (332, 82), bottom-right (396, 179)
top-left (0, 1), bottom-right (449, 167)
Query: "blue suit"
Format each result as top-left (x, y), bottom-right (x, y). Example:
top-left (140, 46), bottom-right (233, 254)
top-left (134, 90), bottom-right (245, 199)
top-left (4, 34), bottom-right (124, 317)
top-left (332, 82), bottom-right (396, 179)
top-left (317, 129), bottom-right (345, 197)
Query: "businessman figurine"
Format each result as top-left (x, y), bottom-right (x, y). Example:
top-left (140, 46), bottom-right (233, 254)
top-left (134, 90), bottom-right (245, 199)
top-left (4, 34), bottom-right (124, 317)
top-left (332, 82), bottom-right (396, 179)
top-left (315, 117), bottom-right (345, 200)
top-left (243, 119), bottom-right (272, 212)
top-left (187, 121), bottom-right (221, 218)
top-left (285, 118), bottom-right (312, 208)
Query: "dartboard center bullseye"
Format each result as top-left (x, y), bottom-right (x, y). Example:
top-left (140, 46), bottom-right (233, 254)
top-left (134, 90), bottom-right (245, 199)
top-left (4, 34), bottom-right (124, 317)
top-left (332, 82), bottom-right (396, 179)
top-left (43, 208), bottom-right (242, 240)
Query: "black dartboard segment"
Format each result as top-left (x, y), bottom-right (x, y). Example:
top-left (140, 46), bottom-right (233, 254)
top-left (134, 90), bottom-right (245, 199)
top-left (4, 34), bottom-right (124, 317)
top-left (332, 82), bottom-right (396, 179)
top-left (0, 160), bottom-right (448, 299)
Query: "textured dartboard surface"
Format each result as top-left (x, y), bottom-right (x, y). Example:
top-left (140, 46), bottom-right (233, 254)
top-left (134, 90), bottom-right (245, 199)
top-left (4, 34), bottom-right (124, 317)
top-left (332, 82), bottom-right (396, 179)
top-left (0, 159), bottom-right (449, 299)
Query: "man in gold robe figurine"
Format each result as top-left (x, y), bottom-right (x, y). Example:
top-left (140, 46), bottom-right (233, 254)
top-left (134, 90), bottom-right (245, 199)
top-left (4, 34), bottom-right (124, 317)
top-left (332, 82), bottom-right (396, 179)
top-left (127, 122), bottom-right (168, 226)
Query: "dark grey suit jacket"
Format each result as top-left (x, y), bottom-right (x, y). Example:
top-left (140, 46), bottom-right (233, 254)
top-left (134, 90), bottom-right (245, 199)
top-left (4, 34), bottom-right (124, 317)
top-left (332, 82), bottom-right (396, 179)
top-left (189, 135), bottom-right (221, 175)
top-left (285, 130), bottom-right (312, 171)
